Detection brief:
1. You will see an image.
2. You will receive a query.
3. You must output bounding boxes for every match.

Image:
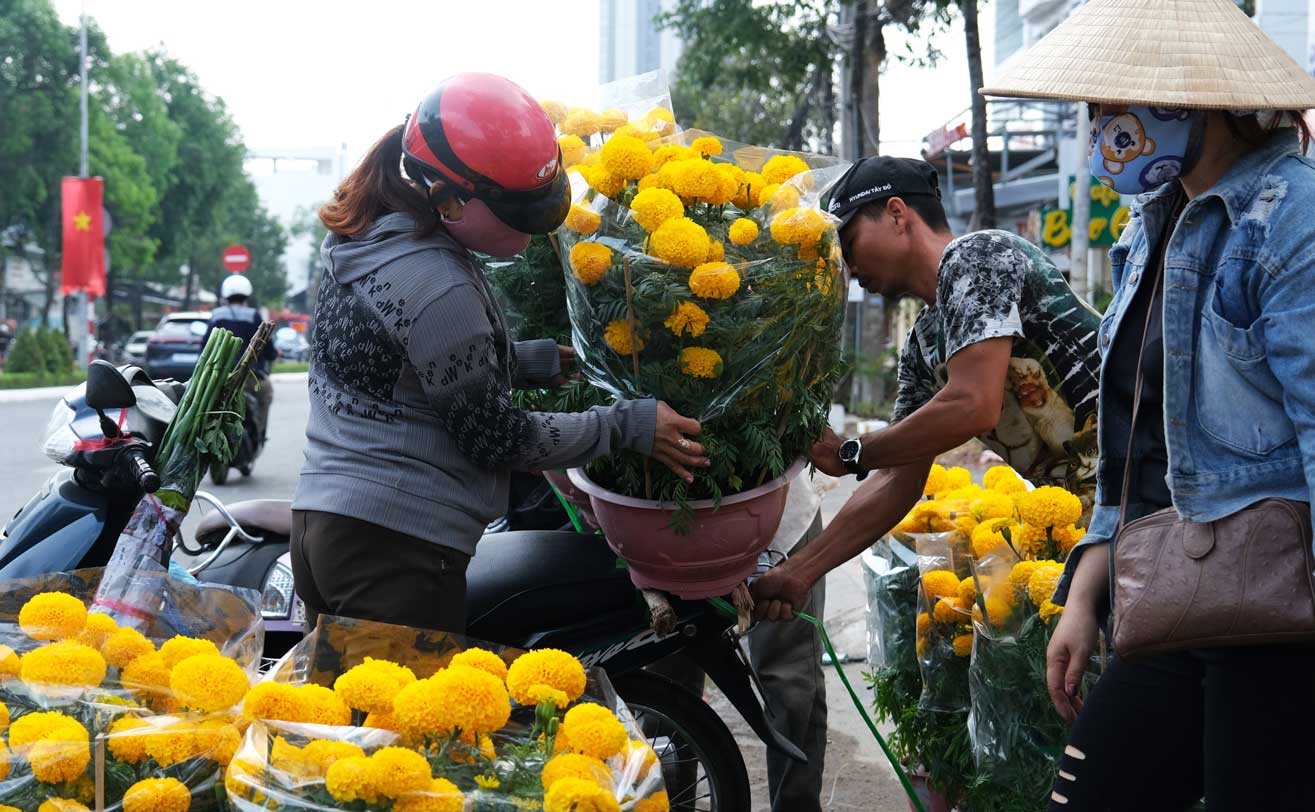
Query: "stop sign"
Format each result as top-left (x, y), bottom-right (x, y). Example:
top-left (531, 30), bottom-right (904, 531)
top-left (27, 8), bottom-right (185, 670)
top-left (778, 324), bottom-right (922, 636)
top-left (221, 244), bottom-right (251, 273)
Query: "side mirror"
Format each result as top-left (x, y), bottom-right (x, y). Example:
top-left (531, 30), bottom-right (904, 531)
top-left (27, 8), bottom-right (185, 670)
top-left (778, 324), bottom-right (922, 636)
top-left (85, 360), bottom-right (136, 411)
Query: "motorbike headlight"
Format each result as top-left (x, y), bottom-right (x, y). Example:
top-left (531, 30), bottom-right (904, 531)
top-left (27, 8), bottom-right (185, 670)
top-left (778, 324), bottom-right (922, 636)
top-left (261, 562), bottom-right (295, 620)
top-left (41, 400), bottom-right (78, 464)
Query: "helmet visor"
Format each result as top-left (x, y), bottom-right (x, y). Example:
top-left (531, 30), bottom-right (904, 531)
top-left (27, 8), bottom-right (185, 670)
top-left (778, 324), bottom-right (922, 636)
top-left (481, 168), bottom-right (570, 235)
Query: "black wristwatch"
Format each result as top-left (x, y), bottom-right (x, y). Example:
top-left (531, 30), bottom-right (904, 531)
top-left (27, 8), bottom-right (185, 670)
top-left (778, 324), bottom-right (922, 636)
top-left (838, 437), bottom-right (868, 481)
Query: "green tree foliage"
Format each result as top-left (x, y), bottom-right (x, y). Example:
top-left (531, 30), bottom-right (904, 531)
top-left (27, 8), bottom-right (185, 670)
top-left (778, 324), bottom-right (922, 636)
top-left (4, 327), bottom-right (50, 374)
top-left (37, 322), bottom-right (73, 373)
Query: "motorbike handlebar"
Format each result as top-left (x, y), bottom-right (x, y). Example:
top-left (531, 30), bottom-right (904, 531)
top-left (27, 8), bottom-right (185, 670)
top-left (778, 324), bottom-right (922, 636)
top-left (124, 446), bottom-right (160, 494)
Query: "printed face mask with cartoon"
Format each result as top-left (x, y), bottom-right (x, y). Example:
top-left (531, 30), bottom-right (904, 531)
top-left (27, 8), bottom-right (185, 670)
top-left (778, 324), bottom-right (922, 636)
top-left (1089, 106), bottom-right (1205, 195)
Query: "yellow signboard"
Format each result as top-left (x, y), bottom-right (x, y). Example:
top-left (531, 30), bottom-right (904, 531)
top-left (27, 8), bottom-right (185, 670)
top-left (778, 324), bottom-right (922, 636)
top-left (1040, 177), bottom-right (1132, 249)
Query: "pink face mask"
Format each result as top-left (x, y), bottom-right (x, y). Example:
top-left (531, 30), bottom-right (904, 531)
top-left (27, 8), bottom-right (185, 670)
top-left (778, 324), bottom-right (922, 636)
top-left (441, 198), bottom-right (531, 258)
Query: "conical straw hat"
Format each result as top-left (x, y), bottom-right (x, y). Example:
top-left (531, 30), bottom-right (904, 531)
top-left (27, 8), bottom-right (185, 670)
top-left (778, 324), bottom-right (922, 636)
top-left (981, 0), bottom-right (1315, 110)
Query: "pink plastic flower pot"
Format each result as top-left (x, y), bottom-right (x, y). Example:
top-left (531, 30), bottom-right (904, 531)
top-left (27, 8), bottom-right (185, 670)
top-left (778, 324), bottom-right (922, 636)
top-left (543, 470), bottom-right (599, 529)
top-left (907, 772), bottom-right (954, 812)
top-left (567, 460), bottom-right (805, 599)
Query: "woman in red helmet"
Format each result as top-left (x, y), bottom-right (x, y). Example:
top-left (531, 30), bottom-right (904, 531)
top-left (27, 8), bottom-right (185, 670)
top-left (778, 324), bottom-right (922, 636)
top-left (290, 73), bottom-right (708, 633)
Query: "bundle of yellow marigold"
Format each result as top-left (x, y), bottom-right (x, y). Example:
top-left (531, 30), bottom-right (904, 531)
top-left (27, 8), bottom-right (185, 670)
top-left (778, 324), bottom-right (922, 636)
top-left (0, 581), bottom-right (260, 812)
top-left (556, 128), bottom-right (849, 513)
top-left (226, 617), bottom-right (666, 812)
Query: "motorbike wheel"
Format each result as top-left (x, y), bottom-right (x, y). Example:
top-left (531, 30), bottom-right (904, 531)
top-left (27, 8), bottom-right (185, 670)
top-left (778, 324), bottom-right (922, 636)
top-left (613, 671), bottom-right (751, 812)
top-left (209, 460), bottom-right (230, 486)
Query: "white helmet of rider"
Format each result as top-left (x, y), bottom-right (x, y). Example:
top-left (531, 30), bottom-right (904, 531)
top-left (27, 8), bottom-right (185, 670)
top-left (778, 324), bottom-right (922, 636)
top-left (220, 274), bottom-right (253, 300)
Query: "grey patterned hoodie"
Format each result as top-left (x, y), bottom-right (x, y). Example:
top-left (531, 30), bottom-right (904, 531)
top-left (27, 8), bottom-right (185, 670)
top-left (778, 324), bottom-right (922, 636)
top-left (292, 213), bottom-right (656, 554)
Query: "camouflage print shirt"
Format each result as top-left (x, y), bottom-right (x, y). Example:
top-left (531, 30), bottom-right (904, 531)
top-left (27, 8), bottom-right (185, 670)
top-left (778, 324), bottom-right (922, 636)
top-left (893, 230), bottom-right (1101, 496)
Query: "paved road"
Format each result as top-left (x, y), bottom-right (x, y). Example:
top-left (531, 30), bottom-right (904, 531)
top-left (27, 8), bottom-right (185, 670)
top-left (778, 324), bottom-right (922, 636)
top-left (0, 376), bottom-right (899, 811)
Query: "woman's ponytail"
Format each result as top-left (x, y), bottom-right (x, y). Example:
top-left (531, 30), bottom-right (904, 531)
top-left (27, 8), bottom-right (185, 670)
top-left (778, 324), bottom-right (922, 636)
top-left (320, 125), bottom-right (440, 238)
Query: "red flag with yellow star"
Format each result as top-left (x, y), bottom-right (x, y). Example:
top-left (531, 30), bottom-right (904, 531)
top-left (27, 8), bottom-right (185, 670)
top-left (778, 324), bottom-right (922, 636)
top-left (61, 176), bottom-right (105, 297)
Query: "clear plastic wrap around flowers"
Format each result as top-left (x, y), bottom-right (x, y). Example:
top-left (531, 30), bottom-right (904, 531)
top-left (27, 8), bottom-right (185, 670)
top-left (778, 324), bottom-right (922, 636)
top-left (912, 531), bottom-right (974, 713)
top-left (227, 616), bottom-right (666, 812)
top-left (559, 128), bottom-right (849, 506)
top-left (0, 570), bottom-right (263, 812)
top-left (863, 539), bottom-right (920, 672)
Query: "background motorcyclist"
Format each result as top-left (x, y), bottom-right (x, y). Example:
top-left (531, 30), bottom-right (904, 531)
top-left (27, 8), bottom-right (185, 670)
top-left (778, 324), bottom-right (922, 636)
top-left (205, 274), bottom-right (278, 442)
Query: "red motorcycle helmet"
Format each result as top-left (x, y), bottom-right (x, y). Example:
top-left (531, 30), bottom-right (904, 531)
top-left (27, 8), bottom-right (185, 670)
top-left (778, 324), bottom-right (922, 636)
top-left (402, 73), bottom-right (569, 235)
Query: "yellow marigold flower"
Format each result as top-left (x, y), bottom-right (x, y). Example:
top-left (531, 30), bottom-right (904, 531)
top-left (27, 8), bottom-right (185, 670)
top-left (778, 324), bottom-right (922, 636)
top-left (540, 100), bottom-right (567, 126)
top-left (613, 123), bottom-right (662, 145)
top-left (122, 652), bottom-right (171, 702)
top-left (650, 217), bottom-right (711, 269)
top-left (970, 491), bottom-right (1016, 523)
top-left (559, 135), bottom-right (588, 167)
top-left (562, 108), bottom-right (601, 138)
top-left (1052, 525), bottom-right (1086, 557)
top-left (123, 777), bottom-right (190, 812)
top-left (74, 612), bottom-right (118, 650)
top-left (599, 108), bottom-right (629, 133)
top-left (475, 774), bottom-right (501, 789)
top-left (735, 172), bottom-right (766, 209)
top-left (364, 710), bottom-right (399, 731)
top-left (170, 654), bottom-right (249, 713)
top-left (971, 518), bottom-right (1019, 559)
top-left (1028, 561), bottom-right (1066, 608)
top-left (158, 637), bottom-right (219, 671)
top-left (20, 592), bottom-right (88, 641)
top-left (371, 746), bottom-right (433, 797)
top-left (270, 735), bottom-right (315, 778)
top-left (395, 778), bottom-right (464, 812)
top-left (326, 755), bottom-right (382, 804)
top-left (545, 776), bottom-right (620, 812)
top-left (38, 800), bottom-right (88, 812)
top-left (31, 734), bottom-right (91, 784)
top-left (644, 106), bottom-right (677, 133)
top-left (958, 577), bottom-right (977, 605)
top-left (144, 722), bottom-right (203, 768)
top-left (0, 645), bottom-right (20, 680)
top-left (767, 184), bottom-right (801, 212)
top-left (652, 145), bottom-right (694, 169)
top-left (922, 570), bottom-right (961, 602)
top-left (943, 467), bottom-right (973, 491)
top-left (542, 752), bottom-right (613, 790)
top-left (679, 347), bottom-right (722, 379)
top-left (932, 597), bottom-right (962, 625)
top-left (691, 136), bottom-right (723, 157)
top-left (704, 164), bottom-right (741, 206)
top-left (21, 640), bottom-right (107, 687)
top-left (589, 165), bottom-right (626, 198)
top-left (1017, 486), bottom-right (1083, 530)
top-left (1008, 560), bottom-right (1041, 594)
top-left (952, 633), bottom-right (974, 658)
top-left (394, 668), bottom-right (511, 738)
top-left (728, 218), bottom-right (759, 245)
top-left (688, 261), bottom-right (740, 299)
top-left (300, 684), bottom-right (352, 726)
top-left (0, 743), bottom-right (10, 781)
top-left (335, 658), bottom-right (414, 715)
top-left (916, 612), bottom-right (931, 636)
top-left (561, 703), bottom-right (627, 761)
top-left (976, 594), bottom-right (1014, 628)
top-left (754, 182), bottom-right (780, 208)
top-left (916, 637), bottom-right (929, 659)
top-left (107, 716), bottom-right (150, 764)
top-left (769, 207), bottom-right (827, 248)
top-left (923, 464), bottom-right (948, 496)
top-left (565, 205), bottom-right (601, 235)
top-left (0, 701), bottom-right (7, 735)
top-left (526, 684), bottom-right (570, 707)
top-left (637, 173), bottom-right (664, 193)
top-left (635, 792), bottom-right (671, 812)
top-left (669, 158), bottom-right (719, 201)
top-left (762, 155), bottom-right (811, 186)
top-left (625, 738), bottom-right (659, 774)
top-left (1015, 524), bottom-right (1051, 558)
top-left (1040, 600), bottom-right (1065, 623)
top-left (630, 187), bottom-right (685, 232)
top-left (706, 240), bottom-right (725, 263)
top-left (600, 135), bottom-right (653, 181)
top-left (569, 242), bottom-right (614, 286)
top-left (507, 648), bottom-right (587, 706)
top-left (243, 681), bottom-right (300, 721)
top-left (984, 466), bottom-right (1026, 494)
top-left (603, 320), bottom-right (644, 356)
top-left (303, 739), bottom-right (366, 771)
top-left (10, 711), bottom-right (82, 753)
top-left (664, 301), bottom-right (709, 338)
top-left (449, 648), bottom-right (509, 682)
top-left (101, 627), bottom-right (154, 669)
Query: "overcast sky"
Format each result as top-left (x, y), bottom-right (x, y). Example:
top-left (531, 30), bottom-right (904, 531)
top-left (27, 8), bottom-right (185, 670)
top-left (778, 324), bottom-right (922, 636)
top-left (53, 0), bottom-right (991, 164)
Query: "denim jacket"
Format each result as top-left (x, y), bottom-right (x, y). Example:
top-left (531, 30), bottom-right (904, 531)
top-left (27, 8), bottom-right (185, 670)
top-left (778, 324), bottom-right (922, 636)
top-left (1055, 129), bottom-right (1315, 604)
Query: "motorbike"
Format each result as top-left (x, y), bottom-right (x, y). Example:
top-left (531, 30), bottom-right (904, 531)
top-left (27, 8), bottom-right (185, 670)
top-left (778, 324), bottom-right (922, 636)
top-left (208, 380), bottom-right (266, 486)
top-left (0, 360), bottom-right (280, 600)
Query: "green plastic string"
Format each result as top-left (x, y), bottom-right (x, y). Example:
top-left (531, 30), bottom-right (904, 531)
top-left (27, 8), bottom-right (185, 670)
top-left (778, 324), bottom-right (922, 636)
top-left (705, 597), bottom-right (927, 812)
top-left (547, 478), bottom-right (586, 533)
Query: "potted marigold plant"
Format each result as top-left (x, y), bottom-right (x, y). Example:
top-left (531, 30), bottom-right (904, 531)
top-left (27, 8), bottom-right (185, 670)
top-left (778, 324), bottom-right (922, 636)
top-left (553, 129), bottom-right (848, 598)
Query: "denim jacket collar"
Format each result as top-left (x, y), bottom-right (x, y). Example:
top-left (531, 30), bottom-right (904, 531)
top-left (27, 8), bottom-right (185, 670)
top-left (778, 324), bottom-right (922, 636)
top-left (1137, 128), bottom-right (1303, 224)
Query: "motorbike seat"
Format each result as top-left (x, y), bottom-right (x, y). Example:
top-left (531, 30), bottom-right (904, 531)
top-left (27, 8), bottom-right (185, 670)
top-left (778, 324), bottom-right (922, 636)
top-left (466, 530), bottom-right (637, 634)
top-left (196, 499), bottom-right (292, 540)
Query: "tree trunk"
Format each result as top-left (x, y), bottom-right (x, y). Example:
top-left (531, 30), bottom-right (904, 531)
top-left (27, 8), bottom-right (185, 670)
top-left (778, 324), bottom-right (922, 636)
top-left (42, 220), bottom-right (59, 327)
top-left (183, 257), bottom-right (197, 310)
top-left (784, 67), bottom-right (814, 151)
top-left (847, 1), bottom-right (885, 159)
top-left (132, 276), bottom-right (144, 330)
top-left (963, 0), bottom-right (995, 229)
top-left (818, 64), bottom-right (837, 156)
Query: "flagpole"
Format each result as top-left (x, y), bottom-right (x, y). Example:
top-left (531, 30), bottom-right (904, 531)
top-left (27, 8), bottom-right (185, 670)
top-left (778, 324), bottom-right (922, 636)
top-left (74, 3), bottom-right (91, 368)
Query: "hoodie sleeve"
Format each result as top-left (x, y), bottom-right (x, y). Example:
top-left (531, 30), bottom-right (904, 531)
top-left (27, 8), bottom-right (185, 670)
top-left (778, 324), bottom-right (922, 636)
top-left (512, 339), bottom-right (562, 389)
top-left (407, 282), bottom-right (656, 470)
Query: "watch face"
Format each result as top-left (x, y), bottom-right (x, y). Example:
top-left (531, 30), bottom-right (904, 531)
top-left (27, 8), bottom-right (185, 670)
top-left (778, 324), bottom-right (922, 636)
top-left (840, 439), bottom-right (861, 463)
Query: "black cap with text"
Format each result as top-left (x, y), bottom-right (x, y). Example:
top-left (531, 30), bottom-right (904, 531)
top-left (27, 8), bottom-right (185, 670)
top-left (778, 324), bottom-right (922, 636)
top-left (824, 156), bottom-right (942, 229)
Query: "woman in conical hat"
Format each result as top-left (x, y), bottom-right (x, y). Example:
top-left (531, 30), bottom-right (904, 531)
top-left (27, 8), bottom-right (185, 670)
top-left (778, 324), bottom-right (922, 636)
top-left (985, 1), bottom-right (1315, 809)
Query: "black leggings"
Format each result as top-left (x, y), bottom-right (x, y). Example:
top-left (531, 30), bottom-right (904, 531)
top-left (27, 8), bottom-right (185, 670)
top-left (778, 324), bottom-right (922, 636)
top-left (1049, 646), bottom-right (1315, 812)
